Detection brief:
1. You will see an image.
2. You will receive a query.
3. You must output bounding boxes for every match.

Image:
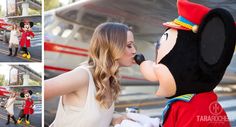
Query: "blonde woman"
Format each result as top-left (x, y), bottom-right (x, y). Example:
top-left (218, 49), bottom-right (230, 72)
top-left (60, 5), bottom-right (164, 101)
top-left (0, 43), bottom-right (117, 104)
top-left (45, 22), bottom-right (136, 127)
top-left (7, 23), bottom-right (20, 56)
top-left (5, 92), bottom-right (17, 125)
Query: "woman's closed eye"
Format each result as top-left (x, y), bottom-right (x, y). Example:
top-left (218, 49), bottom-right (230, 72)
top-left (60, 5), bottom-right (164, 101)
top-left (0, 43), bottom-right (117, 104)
top-left (127, 42), bottom-right (135, 49)
top-left (127, 44), bottom-right (132, 48)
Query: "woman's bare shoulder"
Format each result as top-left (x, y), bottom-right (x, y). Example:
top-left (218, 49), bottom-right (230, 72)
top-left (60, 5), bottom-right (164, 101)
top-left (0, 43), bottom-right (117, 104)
top-left (72, 66), bottom-right (90, 83)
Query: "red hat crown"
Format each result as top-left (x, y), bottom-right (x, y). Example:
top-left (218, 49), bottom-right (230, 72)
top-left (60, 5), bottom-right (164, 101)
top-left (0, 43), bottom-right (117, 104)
top-left (178, 0), bottom-right (210, 25)
top-left (163, 0), bottom-right (210, 32)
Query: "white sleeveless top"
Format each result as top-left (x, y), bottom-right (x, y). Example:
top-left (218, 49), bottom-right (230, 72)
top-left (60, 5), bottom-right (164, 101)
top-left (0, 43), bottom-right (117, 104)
top-left (9, 30), bottom-right (19, 45)
top-left (5, 97), bottom-right (15, 115)
top-left (50, 66), bottom-right (115, 127)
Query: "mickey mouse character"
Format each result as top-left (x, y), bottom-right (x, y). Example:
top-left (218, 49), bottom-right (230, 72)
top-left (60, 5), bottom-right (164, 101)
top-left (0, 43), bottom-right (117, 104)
top-left (17, 89), bottom-right (34, 125)
top-left (19, 19), bottom-right (35, 59)
top-left (121, 0), bottom-right (236, 127)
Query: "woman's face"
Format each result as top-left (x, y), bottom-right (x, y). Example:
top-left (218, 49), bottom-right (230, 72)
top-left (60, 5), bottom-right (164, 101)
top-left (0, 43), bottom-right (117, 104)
top-left (118, 31), bottom-right (136, 67)
top-left (12, 24), bottom-right (16, 29)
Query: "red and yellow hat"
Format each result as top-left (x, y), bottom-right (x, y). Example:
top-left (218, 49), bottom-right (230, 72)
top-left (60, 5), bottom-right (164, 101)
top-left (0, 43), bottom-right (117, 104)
top-left (163, 0), bottom-right (210, 33)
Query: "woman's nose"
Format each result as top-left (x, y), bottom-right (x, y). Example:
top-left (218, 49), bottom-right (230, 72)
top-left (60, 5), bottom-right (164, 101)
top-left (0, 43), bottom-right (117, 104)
top-left (132, 46), bottom-right (136, 54)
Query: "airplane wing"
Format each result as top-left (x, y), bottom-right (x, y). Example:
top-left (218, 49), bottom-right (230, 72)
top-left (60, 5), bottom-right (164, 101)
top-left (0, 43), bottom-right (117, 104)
top-left (0, 86), bottom-right (10, 96)
top-left (0, 19), bottom-right (12, 30)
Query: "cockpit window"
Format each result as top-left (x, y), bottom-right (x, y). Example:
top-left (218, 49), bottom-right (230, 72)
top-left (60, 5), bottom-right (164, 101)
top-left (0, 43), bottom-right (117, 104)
top-left (61, 24), bottom-right (73, 38)
top-left (74, 27), bottom-right (93, 43)
top-left (61, 29), bottom-right (72, 38)
top-left (52, 26), bottom-right (61, 36)
top-left (52, 23), bottom-right (73, 38)
top-left (63, 10), bottom-right (79, 21)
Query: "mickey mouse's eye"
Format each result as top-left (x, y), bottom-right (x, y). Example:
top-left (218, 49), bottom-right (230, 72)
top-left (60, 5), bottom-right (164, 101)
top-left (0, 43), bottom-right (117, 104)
top-left (163, 33), bottom-right (168, 40)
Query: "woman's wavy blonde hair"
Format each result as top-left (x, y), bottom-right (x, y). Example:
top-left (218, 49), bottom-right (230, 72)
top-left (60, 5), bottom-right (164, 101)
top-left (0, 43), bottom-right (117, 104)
top-left (12, 24), bottom-right (17, 30)
top-left (88, 22), bottom-right (129, 107)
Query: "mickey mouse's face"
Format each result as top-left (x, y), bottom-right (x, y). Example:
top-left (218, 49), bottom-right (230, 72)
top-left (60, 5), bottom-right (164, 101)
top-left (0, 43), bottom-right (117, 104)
top-left (20, 90), bottom-right (33, 99)
top-left (156, 29), bottom-right (178, 63)
top-left (138, 1), bottom-right (235, 98)
top-left (151, 28), bottom-right (178, 97)
top-left (24, 23), bottom-right (30, 30)
top-left (20, 21), bottom-right (33, 31)
top-left (25, 92), bottom-right (30, 98)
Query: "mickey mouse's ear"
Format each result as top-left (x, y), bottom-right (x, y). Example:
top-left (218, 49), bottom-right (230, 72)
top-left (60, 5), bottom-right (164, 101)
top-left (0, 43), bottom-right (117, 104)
top-left (20, 22), bottom-right (24, 27)
top-left (29, 22), bottom-right (34, 27)
top-left (198, 8), bottom-right (236, 74)
top-left (28, 90), bottom-right (33, 95)
top-left (20, 92), bottom-right (25, 98)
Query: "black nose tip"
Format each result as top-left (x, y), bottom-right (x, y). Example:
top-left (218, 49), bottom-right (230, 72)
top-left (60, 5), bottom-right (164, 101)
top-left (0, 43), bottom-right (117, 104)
top-left (134, 54), bottom-right (145, 65)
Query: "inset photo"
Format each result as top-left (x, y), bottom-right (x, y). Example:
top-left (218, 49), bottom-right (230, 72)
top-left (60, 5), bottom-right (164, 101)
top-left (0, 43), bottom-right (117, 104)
top-left (0, 64), bottom-right (42, 127)
top-left (0, 0), bottom-right (42, 62)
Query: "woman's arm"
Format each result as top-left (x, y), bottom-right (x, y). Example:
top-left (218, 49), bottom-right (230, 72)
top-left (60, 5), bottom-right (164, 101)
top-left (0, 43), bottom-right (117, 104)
top-left (6, 27), bottom-right (12, 31)
top-left (44, 67), bottom-right (89, 100)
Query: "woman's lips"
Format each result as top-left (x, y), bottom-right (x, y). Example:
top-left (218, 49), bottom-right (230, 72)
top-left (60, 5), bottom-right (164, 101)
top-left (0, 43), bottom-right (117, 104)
top-left (132, 56), bottom-right (137, 64)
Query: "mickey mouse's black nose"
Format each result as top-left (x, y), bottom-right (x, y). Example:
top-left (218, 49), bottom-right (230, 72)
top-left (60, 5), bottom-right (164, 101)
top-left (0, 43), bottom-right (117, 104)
top-left (134, 54), bottom-right (145, 65)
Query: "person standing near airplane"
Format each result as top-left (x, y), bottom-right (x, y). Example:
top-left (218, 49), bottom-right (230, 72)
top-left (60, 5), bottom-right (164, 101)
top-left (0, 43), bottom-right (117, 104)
top-left (5, 92), bottom-right (17, 125)
top-left (7, 24), bottom-right (20, 57)
top-left (45, 22), bottom-right (136, 127)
